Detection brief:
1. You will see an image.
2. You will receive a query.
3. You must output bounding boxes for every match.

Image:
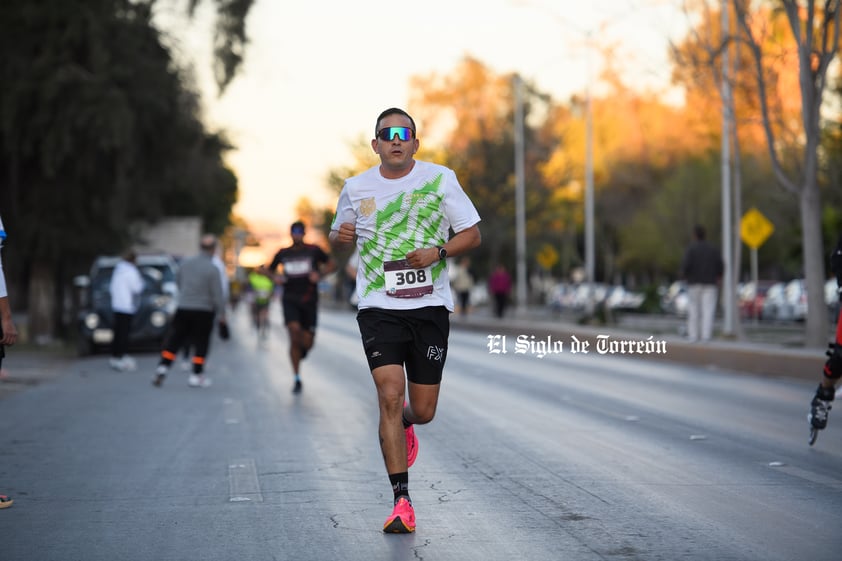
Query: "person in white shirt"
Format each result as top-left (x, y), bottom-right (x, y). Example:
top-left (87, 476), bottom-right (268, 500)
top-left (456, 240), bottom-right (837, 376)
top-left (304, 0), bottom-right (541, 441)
top-left (330, 107), bottom-right (481, 533)
top-left (109, 251), bottom-right (144, 371)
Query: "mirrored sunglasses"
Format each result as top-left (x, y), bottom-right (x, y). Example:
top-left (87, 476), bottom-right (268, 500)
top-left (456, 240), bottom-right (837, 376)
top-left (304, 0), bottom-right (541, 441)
top-left (376, 126), bottom-right (414, 141)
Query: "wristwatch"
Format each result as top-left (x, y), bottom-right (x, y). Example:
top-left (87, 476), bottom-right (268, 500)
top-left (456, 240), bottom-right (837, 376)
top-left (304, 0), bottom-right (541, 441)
top-left (436, 246), bottom-right (447, 261)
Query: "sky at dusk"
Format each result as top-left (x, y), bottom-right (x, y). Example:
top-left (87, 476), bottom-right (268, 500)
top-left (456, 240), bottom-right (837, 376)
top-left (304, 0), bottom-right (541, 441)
top-left (155, 0), bottom-right (689, 233)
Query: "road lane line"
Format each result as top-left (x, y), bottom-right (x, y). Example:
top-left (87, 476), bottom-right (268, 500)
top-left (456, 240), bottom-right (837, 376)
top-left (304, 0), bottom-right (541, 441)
top-left (228, 458), bottom-right (263, 502)
top-left (771, 464), bottom-right (842, 488)
top-left (223, 398), bottom-right (244, 424)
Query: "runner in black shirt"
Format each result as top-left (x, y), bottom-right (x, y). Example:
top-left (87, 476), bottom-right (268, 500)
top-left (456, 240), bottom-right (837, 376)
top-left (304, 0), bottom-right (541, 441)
top-left (264, 221), bottom-right (335, 393)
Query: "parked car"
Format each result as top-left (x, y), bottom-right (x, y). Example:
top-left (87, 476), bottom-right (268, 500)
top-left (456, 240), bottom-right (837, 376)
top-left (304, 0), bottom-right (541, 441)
top-left (605, 285), bottom-right (645, 311)
top-left (661, 281), bottom-right (688, 316)
top-left (546, 282), bottom-right (574, 312)
top-left (738, 280), bottom-right (776, 320)
top-left (760, 282), bottom-right (787, 321)
top-left (784, 278), bottom-right (808, 322)
top-left (74, 254), bottom-right (178, 356)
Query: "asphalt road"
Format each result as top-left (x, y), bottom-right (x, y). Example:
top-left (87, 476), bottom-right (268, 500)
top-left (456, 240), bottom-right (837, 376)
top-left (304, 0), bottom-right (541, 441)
top-left (1, 305), bottom-right (840, 561)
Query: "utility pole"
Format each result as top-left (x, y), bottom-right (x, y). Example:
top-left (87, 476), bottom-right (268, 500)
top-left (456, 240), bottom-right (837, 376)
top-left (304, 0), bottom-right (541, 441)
top-left (513, 74), bottom-right (528, 314)
top-left (721, 1), bottom-right (735, 335)
top-left (585, 35), bottom-right (596, 314)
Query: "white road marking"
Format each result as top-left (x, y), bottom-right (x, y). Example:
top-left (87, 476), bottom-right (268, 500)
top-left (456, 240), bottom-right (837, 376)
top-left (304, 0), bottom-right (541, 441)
top-left (228, 458), bottom-right (263, 502)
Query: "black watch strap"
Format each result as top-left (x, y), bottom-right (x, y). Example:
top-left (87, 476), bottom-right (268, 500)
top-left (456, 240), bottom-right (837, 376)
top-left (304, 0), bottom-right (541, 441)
top-left (437, 246), bottom-right (447, 261)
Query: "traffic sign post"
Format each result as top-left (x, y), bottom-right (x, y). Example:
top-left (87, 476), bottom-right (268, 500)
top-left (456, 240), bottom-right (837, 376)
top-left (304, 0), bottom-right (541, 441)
top-left (740, 208), bottom-right (774, 323)
top-left (741, 207), bottom-right (774, 249)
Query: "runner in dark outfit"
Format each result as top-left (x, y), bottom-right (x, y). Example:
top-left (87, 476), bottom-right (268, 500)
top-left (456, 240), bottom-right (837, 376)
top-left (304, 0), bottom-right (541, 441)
top-left (264, 221), bottom-right (335, 393)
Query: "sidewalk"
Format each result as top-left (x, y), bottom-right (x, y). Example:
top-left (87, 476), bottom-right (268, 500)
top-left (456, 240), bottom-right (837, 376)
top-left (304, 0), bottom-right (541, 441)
top-left (0, 344), bottom-right (76, 401)
top-left (449, 305), bottom-right (827, 382)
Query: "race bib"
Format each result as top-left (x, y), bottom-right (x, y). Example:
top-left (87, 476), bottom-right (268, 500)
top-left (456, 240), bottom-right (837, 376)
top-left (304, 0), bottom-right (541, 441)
top-left (384, 259), bottom-right (433, 298)
top-left (284, 258), bottom-right (311, 277)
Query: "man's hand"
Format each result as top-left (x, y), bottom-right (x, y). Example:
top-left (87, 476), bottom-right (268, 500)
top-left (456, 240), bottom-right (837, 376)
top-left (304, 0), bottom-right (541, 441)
top-left (1, 316), bottom-right (17, 346)
top-left (332, 222), bottom-right (356, 244)
top-left (405, 247), bottom-right (439, 269)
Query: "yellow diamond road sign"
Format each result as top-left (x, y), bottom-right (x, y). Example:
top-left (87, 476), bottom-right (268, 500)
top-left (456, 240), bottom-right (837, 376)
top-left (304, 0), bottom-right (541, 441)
top-left (741, 207), bottom-right (774, 249)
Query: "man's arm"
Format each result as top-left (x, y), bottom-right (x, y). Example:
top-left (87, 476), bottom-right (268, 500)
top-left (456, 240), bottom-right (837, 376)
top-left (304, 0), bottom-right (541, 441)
top-left (406, 224), bottom-right (482, 269)
top-left (0, 248), bottom-right (17, 345)
top-left (0, 296), bottom-right (17, 346)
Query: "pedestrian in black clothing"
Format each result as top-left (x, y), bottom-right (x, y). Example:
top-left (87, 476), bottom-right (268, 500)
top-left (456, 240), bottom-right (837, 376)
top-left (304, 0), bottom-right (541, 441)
top-left (680, 225), bottom-right (723, 342)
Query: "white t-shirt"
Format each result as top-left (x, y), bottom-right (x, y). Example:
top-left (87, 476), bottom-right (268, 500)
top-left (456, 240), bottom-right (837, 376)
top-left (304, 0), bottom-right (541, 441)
top-left (110, 260), bottom-right (145, 314)
top-left (331, 160), bottom-right (480, 311)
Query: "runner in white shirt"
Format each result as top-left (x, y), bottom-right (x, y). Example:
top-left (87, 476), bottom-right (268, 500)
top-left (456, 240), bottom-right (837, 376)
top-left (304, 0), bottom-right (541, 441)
top-left (330, 107), bottom-right (481, 534)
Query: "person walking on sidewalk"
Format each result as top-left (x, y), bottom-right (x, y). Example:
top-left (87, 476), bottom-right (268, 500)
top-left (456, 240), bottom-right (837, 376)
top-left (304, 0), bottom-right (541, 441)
top-left (263, 221), bottom-right (335, 394)
top-left (152, 234), bottom-right (227, 388)
top-left (0, 212), bottom-right (19, 509)
top-left (808, 232), bottom-right (842, 436)
top-left (680, 224), bottom-right (723, 342)
top-left (450, 256), bottom-right (476, 317)
top-left (109, 250), bottom-right (144, 372)
top-left (488, 263), bottom-right (512, 319)
top-left (330, 107), bottom-right (481, 533)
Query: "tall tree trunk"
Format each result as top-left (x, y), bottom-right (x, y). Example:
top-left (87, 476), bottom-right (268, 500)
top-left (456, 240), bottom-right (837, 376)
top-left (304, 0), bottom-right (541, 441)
top-left (801, 172), bottom-right (827, 348)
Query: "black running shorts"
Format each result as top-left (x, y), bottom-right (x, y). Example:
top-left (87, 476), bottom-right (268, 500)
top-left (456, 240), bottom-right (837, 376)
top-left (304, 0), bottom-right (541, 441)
top-left (282, 299), bottom-right (318, 332)
top-left (356, 306), bottom-right (450, 385)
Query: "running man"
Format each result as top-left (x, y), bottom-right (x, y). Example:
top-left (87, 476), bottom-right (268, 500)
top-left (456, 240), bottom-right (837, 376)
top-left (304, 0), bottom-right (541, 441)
top-left (247, 267), bottom-right (274, 343)
top-left (330, 107), bottom-right (481, 533)
top-left (264, 221), bottom-right (336, 393)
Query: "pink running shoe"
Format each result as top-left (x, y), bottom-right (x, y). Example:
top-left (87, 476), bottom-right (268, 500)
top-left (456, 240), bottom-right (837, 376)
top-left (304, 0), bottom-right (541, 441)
top-left (383, 497), bottom-right (415, 533)
top-left (405, 424), bottom-right (418, 468)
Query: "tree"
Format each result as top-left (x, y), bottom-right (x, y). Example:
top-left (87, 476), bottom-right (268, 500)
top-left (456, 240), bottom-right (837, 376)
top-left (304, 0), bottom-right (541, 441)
top-left (185, 0), bottom-right (256, 94)
top-left (410, 57), bottom-right (564, 280)
top-left (0, 0), bottom-right (238, 341)
top-left (733, 0), bottom-right (841, 347)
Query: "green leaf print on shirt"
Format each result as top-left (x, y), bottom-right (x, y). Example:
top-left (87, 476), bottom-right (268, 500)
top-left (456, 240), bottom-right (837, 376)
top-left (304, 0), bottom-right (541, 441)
top-left (359, 173), bottom-right (448, 296)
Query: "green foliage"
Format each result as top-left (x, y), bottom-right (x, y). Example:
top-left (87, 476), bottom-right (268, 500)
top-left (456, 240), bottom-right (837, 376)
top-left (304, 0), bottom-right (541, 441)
top-left (188, 0), bottom-right (255, 95)
top-left (0, 0), bottom-right (237, 266)
top-left (0, 0), bottom-right (238, 341)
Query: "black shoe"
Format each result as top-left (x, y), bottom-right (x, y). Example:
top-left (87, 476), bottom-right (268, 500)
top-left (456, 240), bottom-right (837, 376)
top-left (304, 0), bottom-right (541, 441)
top-left (810, 396), bottom-right (833, 429)
top-left (809, 385), bottom-right (835, 429)
top-left (292, 379), bottom-right (302, 394)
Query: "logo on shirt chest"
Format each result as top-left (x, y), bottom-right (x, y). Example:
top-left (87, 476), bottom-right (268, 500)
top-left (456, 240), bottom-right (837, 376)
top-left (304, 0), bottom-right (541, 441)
top-left (360, 197), bottom-right (376, 217)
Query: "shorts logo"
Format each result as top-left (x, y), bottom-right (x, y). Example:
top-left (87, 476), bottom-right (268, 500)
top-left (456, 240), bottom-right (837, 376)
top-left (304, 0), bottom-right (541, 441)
top-left (360, 197), bottom-right (376, 217)
top-left (427, 345), bottom-right (444, 362)
top-left (370, 351), bottom-right (381, 359)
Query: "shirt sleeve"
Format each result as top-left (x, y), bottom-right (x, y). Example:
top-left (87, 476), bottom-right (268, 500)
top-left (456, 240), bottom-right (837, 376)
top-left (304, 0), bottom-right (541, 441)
top-left (0, 250), bottom-right (7, 299)
top-left (441, 169), bottom-right (480, 233)
top-left (331, 183), bottom-right (356, 231)
top-left (269, 250), bottom-right (283, 271)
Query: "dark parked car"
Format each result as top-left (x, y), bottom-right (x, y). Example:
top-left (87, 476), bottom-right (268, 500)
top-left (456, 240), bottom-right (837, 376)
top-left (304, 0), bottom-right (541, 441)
top-left (74, 254), bottom-right (178, 356)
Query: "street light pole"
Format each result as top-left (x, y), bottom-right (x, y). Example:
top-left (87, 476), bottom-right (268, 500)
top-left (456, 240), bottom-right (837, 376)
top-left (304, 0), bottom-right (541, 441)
top-left (585, 36), bottom-right (596, 313)
top-left (721, 1), bottom-right (735, 335)
top-left (514, 74), bottom-right (528, 315)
